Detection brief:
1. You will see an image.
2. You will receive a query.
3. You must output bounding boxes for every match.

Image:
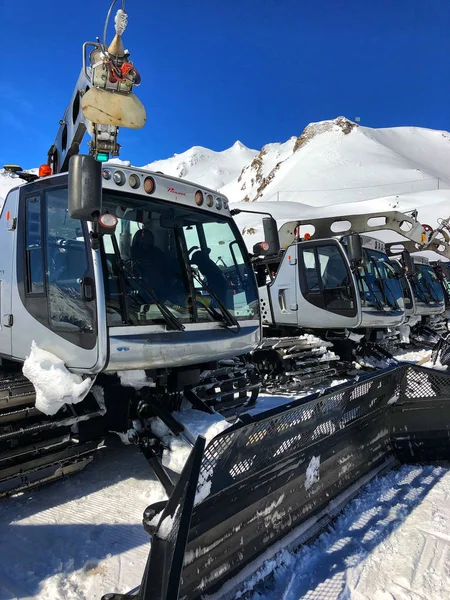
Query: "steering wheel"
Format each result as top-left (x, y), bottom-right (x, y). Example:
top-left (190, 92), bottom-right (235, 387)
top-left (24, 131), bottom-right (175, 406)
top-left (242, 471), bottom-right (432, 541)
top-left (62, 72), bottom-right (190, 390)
top-left (188, 245), bottom-right (200, 258)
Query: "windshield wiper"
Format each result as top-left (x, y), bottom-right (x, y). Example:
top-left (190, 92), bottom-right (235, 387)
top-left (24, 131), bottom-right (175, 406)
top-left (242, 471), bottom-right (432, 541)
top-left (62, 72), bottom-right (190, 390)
top-left (191, 270), bottom-right (241, 333)
top-left (110, 235), bottom-right (185, 332)
top-left (357, 270), bottom-right (385, 312)
top-left (369, 258), bottom-right (401, 311)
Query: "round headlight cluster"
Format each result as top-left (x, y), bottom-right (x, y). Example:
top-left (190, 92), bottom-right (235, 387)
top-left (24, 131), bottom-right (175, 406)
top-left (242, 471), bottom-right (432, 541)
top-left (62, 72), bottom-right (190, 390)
top-left (102, 169), bottom-right (153, 193)
top-left (215, 197), bottom-right (222, 210)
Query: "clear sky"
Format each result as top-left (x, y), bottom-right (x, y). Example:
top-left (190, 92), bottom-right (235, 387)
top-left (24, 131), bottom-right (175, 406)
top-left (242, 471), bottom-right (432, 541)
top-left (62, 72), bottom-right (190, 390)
top-left (1, 0), bottom-right (449, 169)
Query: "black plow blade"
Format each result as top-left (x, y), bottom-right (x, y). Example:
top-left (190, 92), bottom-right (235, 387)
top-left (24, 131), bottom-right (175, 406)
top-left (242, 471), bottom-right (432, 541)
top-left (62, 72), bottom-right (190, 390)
top-left (106, 363), bottom-right (450, 600)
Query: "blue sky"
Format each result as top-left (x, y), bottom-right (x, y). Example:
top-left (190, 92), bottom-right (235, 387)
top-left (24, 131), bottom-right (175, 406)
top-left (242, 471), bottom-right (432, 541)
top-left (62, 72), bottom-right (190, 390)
top-left (2, 0), bottom-right (449, 169)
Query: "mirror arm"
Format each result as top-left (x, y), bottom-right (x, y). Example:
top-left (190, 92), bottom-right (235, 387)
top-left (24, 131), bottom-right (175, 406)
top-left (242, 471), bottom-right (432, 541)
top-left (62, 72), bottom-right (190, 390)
top-left (90, 212), bottom-right (101, 251)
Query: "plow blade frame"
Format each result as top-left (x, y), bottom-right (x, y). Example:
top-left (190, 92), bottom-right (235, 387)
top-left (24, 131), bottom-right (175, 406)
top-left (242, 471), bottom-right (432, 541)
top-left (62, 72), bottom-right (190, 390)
top-left (130, 364), bottom-right (450, 600)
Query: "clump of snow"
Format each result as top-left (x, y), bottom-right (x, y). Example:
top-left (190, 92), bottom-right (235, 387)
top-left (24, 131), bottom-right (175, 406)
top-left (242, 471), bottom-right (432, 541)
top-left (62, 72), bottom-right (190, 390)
top-left (162, 436), bottom-right (192, 474)
top-left (305, 455), bottom-right (321, 491)
top-left (394, 348), bottom-right (432, 364)
top-left (194, 480), bottom-right (212, 506)
top-left (91, 385), bottom-right (106, 412)
top-left (156, 512), bottom-right (177, 540)
top-left (22, 341), bottom-right (93, 415)
top-left (150, 402), bottom-right (231, 477)
top-left (110, 429), bottom-right (134, 444)
top-left (117, 370), bottom-right (156, 389)
top-left (387, 394), bottom-right (399, 405)
top-left (398, 324), bottom-right (411, 344)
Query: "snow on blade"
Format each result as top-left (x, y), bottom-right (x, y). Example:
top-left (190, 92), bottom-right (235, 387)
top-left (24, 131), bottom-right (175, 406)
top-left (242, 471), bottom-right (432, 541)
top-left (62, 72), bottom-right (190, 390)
top-left (151, 400), bottom-right (231, 478)
top-left (305, 455), bottom-right (321, 491)
top-left (22, 341), bottom-right (94, 415)
top-left (156, 510), bottom-right (178, 541)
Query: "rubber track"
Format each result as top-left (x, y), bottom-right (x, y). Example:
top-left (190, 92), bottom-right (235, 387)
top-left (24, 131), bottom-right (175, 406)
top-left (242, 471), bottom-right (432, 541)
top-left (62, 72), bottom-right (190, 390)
top-left (0, 369), bottom-right (103, 497)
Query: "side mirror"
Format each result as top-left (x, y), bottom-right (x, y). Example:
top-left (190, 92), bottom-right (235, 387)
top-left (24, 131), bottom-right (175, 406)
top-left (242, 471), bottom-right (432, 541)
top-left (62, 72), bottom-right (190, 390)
top-left (347, 233), bottom-right (363, 264)
top-left (68, 154), bottom-right (102, 221)
top-left (401, 250), bottom-right (415, 275)
top-left (262, 217), bottom-right (280, 255)
top-left (252, 217), bottom-right (280, 256)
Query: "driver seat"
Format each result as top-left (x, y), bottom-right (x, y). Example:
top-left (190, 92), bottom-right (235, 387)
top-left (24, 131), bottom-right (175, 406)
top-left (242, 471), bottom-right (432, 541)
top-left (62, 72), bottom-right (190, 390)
top-left (131, 229), bottom-right (167, 265)
top-left (191, 250), bottom-right (230, 306)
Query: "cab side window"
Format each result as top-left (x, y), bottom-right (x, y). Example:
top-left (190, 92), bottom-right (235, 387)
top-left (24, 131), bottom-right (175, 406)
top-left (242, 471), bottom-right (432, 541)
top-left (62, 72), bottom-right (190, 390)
top-left (300, 243), bottom-right (356, 317)
top-left (25, 196), bottom-right (44, 294)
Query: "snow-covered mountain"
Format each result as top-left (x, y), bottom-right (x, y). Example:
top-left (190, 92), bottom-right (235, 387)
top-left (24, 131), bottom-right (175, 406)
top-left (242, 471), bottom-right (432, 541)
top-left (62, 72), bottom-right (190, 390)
top-left (142, 141), bottom-right (258, 191)
top-left (223, 117), bottom-right (450, 206)
top-left (141, 117), bottom-right (450, 251)
top-left (2, 117), bottom-right (450, 255)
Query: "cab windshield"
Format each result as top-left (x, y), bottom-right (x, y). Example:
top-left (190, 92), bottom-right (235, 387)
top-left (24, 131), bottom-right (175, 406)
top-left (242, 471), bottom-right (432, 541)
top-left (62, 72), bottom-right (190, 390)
top-left (356, 248), bottom-right (404, 311)
top-left (413, 263), bottom-right (444, 306)
top-left (101, 192), bottom-right (259, 326)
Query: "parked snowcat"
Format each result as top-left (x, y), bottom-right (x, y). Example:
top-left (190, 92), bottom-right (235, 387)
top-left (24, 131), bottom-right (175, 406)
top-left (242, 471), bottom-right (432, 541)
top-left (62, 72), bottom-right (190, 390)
top-left (0, 3), bottom-right (261, 497)
top-left (232, 208), bottom-right (450, 391)
top-left (388, 253), bottom-right (446, 345)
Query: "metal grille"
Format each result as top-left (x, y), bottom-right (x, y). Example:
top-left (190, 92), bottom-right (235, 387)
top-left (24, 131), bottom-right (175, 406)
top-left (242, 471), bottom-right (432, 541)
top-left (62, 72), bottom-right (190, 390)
top-left (402, 366), bottom-right (450, 400)
top-left (350, 381), bottom-right (373, 401)
top-left (199, 367), bottom-right (404, 497)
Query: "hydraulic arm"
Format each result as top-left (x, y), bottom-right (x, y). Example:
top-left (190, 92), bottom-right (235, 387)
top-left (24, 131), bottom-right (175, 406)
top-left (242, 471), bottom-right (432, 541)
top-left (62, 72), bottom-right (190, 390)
top-left (48, 1), bottom-right (146, 174)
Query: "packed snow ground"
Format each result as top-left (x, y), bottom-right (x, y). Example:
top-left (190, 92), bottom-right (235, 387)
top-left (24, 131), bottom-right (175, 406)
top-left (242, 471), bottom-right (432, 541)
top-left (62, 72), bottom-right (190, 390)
top-left (0, 442), bottom-right (167, 600)
top-left (1, 441), bottom-right (450, 600)
top-left (238, 463), bottom-right (450, 600)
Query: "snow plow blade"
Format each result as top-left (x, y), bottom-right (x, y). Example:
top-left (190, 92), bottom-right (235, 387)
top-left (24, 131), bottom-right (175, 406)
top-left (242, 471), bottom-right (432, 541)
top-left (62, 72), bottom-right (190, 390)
top-left (108, 364), bottom-right (450, 600)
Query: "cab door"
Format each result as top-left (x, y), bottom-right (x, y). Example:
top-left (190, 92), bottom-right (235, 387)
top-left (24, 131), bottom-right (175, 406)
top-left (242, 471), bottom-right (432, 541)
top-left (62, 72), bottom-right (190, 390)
top-left (296, 239), bottom-right (360, 329)
top-left (12, 181), bottom-right (104, 373)
top-left (0, 189), bottom-right (18, 359)
top-left (269, 244), bottom-right (300, 326)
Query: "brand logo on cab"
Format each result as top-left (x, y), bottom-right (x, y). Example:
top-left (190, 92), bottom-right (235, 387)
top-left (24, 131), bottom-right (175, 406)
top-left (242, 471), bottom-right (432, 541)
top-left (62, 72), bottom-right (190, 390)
top-left (167, 187), bottom-right (186, 196)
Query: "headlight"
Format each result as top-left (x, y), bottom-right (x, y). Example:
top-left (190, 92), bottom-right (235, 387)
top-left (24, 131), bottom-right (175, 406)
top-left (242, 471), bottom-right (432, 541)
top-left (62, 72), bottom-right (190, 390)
top-left (113, 170), bottom-right (126, 186)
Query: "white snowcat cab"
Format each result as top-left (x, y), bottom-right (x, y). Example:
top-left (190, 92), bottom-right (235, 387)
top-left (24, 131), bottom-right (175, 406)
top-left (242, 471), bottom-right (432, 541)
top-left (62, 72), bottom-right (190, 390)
top-left (385, 243), bottom-right (447, 345)
top-left (240, 211), bottom-right (418, 334)
top-left (389, 254), bottom-right (445, 318)
top-left (2, 162), bottom-right (260, 373)
top-left (0, 3), bottom-right (260, 497)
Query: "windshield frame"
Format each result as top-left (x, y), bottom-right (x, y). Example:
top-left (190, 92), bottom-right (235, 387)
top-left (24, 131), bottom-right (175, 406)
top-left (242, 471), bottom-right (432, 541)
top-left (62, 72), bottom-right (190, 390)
top-left (100, 190), bottom-right (259, 327)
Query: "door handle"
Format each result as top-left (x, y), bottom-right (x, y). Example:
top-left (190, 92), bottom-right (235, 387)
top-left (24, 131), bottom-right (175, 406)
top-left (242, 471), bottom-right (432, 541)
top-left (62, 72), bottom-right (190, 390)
top-left (81, 276), bottom-right (95, 302)
top-left (279, 289), bottom-right (298, 312)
